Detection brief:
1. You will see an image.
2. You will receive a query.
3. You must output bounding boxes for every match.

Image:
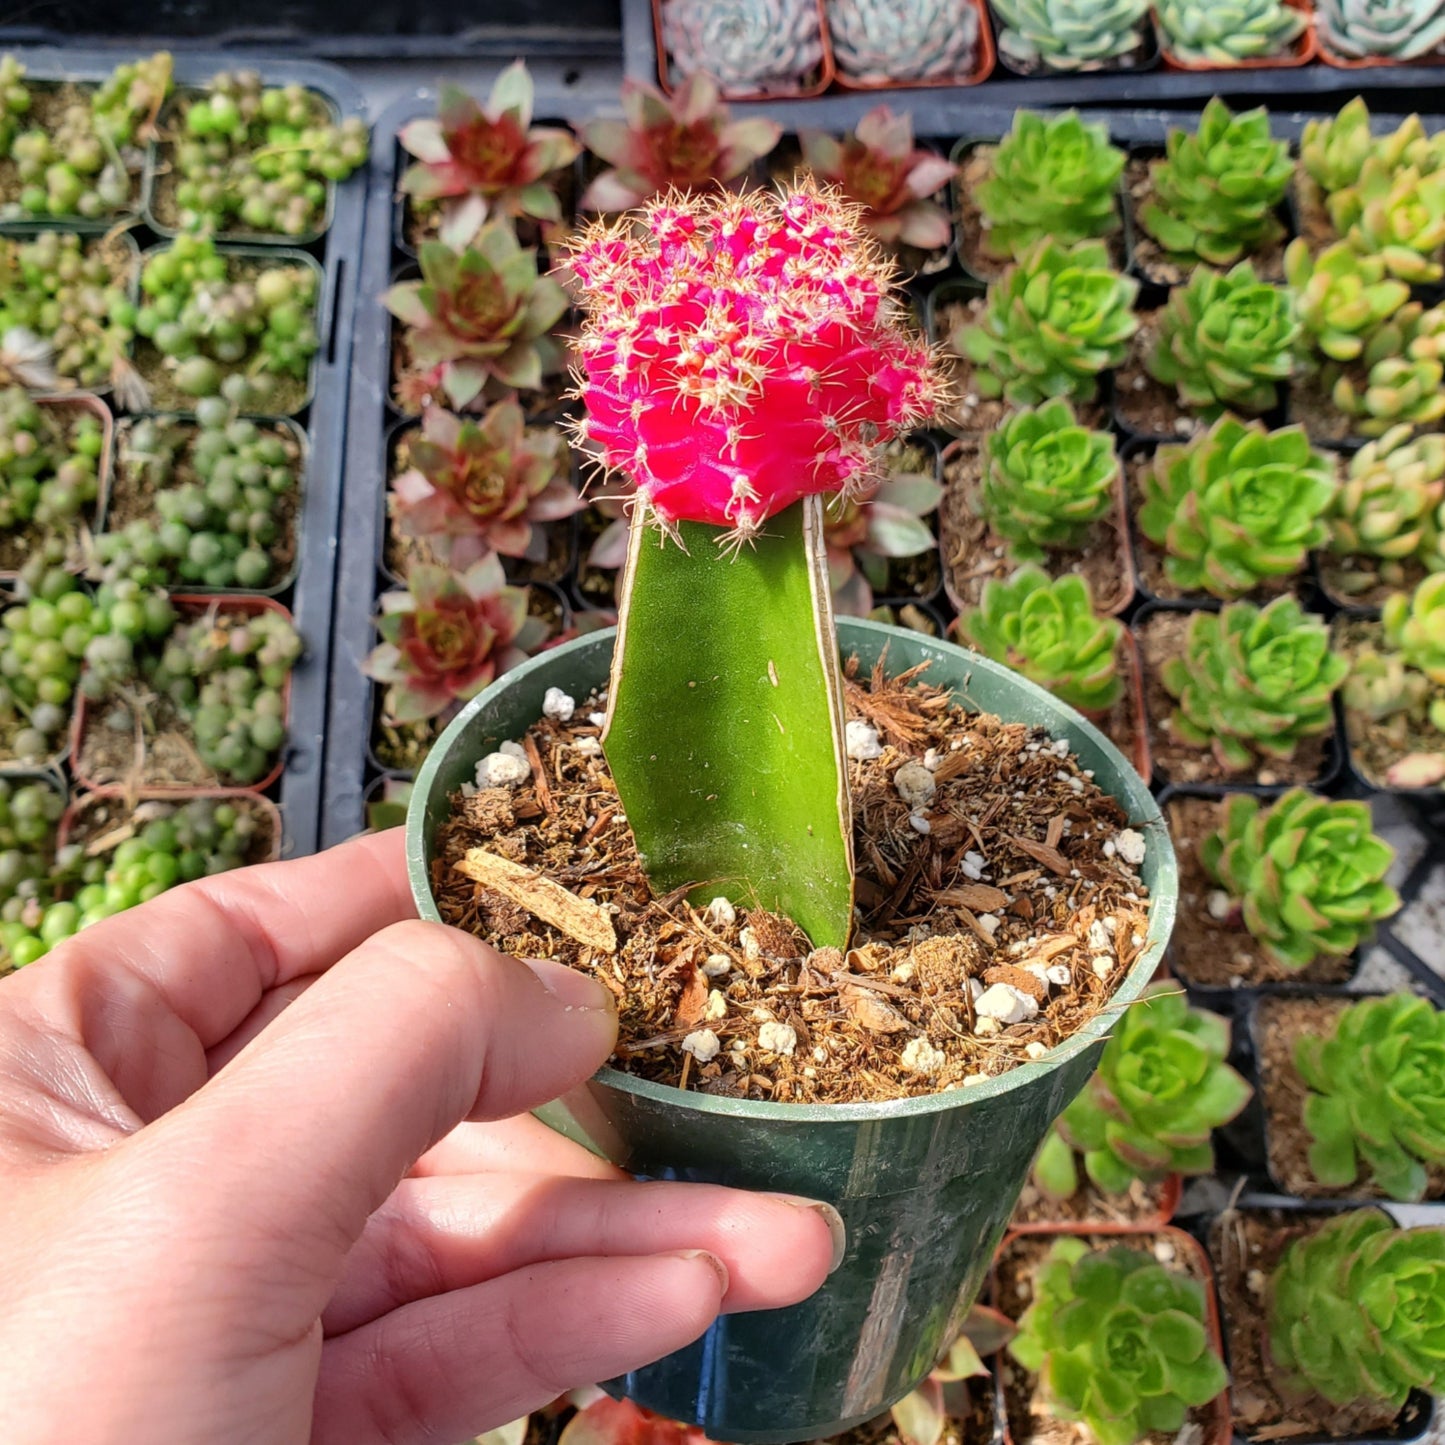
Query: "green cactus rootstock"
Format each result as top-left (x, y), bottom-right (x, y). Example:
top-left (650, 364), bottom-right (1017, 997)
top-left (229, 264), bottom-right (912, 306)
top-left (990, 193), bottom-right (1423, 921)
top-left (605, 500), bottom-right (854, 948)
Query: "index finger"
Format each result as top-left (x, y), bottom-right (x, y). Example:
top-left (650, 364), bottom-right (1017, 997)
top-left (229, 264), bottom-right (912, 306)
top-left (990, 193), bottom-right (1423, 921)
top-left (6, 829), bottom-right (415, 1125)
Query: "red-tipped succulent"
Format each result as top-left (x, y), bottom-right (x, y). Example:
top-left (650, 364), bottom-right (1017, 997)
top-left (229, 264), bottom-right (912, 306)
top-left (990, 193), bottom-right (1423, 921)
top-left (364, 557), bottom-right (547, 724)
top-left (798, 106), bottom-right (958, 252)
top-left (399, 62), bottom-right (581, 249)
top-left (392, 400), bottom-right (582, 568)
top-left (577, 75), bottom-right (782, 212)
top-left (566, 183), bottom-right (944, 544)
top-left (559, 1395), bottom-right (713, 1445)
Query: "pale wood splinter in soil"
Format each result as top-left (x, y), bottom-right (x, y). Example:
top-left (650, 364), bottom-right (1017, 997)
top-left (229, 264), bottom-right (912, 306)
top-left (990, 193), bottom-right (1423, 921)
top-left (454, 849), bottom-right (619, 953)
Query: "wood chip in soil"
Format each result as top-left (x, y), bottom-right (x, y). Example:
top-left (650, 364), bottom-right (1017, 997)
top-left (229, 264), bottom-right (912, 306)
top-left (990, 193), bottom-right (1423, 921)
top-left (1256, 994), bottom-right (1445, 1201)
top-left (1138, 611), bottom-right (1331, 788)
top-left (1165, 796), bottom-right (1352, 989)
top-left (1335, 615), bottom-right (1445, 789)
top-left (1011, 1172), bottom-right (1172, 1229)
top-left (432, 658), bottom-right (1154, 1105)
top-left (997, 1232), bottom-right (1219, 1445)
top-left (1209, 1208), bottom-right (1417, 1439)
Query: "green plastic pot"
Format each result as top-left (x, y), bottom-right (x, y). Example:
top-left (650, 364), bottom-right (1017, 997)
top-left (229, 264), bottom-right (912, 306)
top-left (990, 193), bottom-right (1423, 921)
top-left (407, 619), bottom-right (1176, 1445)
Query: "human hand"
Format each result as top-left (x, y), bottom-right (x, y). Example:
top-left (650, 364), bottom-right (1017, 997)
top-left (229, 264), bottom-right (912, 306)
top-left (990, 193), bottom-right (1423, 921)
top-left (0, 829), bottom-right (841, 1445)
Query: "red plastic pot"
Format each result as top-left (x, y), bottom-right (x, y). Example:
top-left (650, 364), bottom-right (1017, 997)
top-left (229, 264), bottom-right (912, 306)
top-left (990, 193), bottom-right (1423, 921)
top-left (1156, 0), bottom-right (1317, 70)
top-left (830, 0), bottom-right (996, 89)
top-left (651, 0), bottom-right (836, 98)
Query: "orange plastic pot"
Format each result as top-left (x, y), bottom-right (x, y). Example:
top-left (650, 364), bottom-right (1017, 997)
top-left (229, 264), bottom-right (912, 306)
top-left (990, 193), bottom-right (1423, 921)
top-left (830, 0), bottom-right (996, 89)
top-left (1157, 0), bottom-right (1317, 69)
top-left (652, 0), bottom-right (835, 98)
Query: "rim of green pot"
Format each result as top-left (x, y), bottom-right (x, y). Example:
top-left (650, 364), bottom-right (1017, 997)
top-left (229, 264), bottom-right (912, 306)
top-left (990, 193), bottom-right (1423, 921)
top-left (407, 619), bottom-right (1177, 1124)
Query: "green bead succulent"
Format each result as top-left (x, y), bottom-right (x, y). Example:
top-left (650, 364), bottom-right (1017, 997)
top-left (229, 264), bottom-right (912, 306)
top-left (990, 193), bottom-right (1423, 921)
top-left (1161, 597), bottom-right (1346, 773)
top-left (1383, 572), bottom-right (1445, 684)
top-left (1268, 1211), bottom-right (1445, 1408)
top-left (1153, 0), bottom-right (1308, 62)
top-left (1330, 301), bottom-right (1445, 438)
top-left (974, 110), bottom-right (1124, 261)
top-left (1138, 417), bottom-right (1336, 599)
top-left (1330, 157), bottom-right (1445, 285)
top-left (1034, 982), bottom-right (1252, 1201)
top-left (1317, 0), bottom-right (1445, 60)
top-left (1009, 1239), bottom-right (1229, 1445)
top-left (1330, 426), bottom-right (1445, 579)
top-left (956, 566), bottom-right (1123, 714)
top-left (1147, 262), bottom-right (1298, 416)
top-left (1285, 240), bottom-right (1410, 366)
top-left (979, 398), bottom-right (1118, 559)
top-left (1138, 100), bottom-right (1292, 269)
top-left (1201, 790), bottom-right (1399, 969)
top-left (954, 238), bottom-right (1138, 406)
top-left (988, 0), bottom-right (1151, 71)
top-left (1297, 994), bottom-right (1445, 1201)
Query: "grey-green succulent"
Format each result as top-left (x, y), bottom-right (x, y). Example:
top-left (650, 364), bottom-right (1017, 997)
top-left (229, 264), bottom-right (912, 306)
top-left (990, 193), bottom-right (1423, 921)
top-left (662, 0), bottom-right (826, 93)
top-left (1153, 0), bottom-right (1309, 62)
top-left (827, 0), bottom-right (980, 81)
top-left (989, 0), bottom-right (1151, 72)
top-left (1317, 0), bottom-right (1445, 59)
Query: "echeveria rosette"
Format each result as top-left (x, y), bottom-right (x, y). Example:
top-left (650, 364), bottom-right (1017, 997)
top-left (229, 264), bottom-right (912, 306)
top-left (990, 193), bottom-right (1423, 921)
top-left (578, 76), bottom-right (782, 213)
top-left (390, 401), bottom-right (581, 568)
top-left (956, 238), bottom-right (1139, 407)
top-left (364, 557), bottom-right (546, 725)
top-left (988, 0), bottom-right (1151, 72)
top-left (826, 0), bottom-right (981, 83)
top-left (661, 0), bottom-right (826, 94)
top-left (1286, 240), bottom-right (1411, 367)
top-left (566, 186), bottom-right (943, 538)
top-left (1009, 1239), bottom-right (1229, 1445)
top-left (1036, 983), bottom-right (1251, 1200)
top-left (1331, 301), bottom-right (1445, 438)
top-left (1330, 426), bottom-right (1445, 577)
top-left (1330, 158), bottom-right (1445, 286)
top-left (1161, 598), bottom-right (1346, 773)
top-left (980, 399), bottom-right (1118, 560)
top-left (384, 226), bottom-right (569, 412)
top-left (1139, 100), bottom-right (1292, 269)
top-left (1138, 417), bottom-right (1337, 600)
top-left (799, 107), bottom-right (957, 252)
top-left (1147, 262), bottom-right (1298, 417)
top-left (957, 566), bottom-right (1123, 714)
top-left (974, 110), bottom-right (1124, 261)
top-left (1268, 1211), bottom-right (1445, 1409)
top-left (890, 1308), bottom-right (1017, 1445)
top-left (398, 63), bottom-right (580, 250)
top-left (1153, 0), bottom-right (1308, 61)
top-left (1200, 790), bottom-right (1399, 970)
top-left (1317, 0), bottom-right (1445, 60)
top-left (1297, 994), bottom-right (1445, 1202)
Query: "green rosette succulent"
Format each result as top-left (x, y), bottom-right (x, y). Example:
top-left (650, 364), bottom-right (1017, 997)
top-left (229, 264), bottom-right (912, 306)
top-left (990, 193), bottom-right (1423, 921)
top-left (1034, 983), bottom-right (1252, 1201)
top-left (1330, 426), bottom-right (1445, 576)
top-left (1317, 0), bottom-right (1445, 60)
top-left (1161, 597), bottom-right (1347, 772)
top-left (1268, 1211), bottom-right (1445, 1408)
top-left (1138, 417), bottom-right (1336, 599)
top-left (1383, 572), bottom-right (1445, 684)
top-left (1010, 1239), bottom-right (1229, 1445)
top-left (1153, 0), bottom-right (1308, 61)
top-left (1297, 994), bottom-right (1445, 1201)
top-left (988, 0), bottom-right (1151, 71)
top-left (957, 566), bottom-right (1123, 714)
top-left (1200, 790), bottom-right (1399, 969)
top-left (1330, 158), bottom-right (1445, 285)
top-left (974, 110), bottom-right (1124, 260)
top-left (1147, 262), bottom-right (1298, 416)
top-left (1331, 301), bottom-right (1445, 438)
top-left (1286, 240), bottom-right (1410, 366)
top-left (979, 398), bottom-right (1117, 558)
top-left (1301, 99), bottom-right (1376, 198)
top-left (1139, 100), bottom-right (1292, 268)
top-left (955, 238), bottom-right (1139, 406)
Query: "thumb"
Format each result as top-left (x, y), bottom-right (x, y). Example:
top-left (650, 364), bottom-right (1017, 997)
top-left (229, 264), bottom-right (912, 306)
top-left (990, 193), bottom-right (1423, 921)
top-left (139, 919), bottom-right (617, 1320)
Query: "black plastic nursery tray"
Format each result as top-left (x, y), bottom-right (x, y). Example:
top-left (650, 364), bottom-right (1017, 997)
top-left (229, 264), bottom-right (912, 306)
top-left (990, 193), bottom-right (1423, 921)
top-left (0, 46), bottom-right (368, 859)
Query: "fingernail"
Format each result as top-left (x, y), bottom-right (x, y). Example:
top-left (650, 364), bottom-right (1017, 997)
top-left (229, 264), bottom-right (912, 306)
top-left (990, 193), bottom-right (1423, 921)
top-left (675, 1249), bottom-right (731, 1295)
top-left (771, 1196), bottom-right (848, 1274)
top-left (526, 958), bottom-right (617, 1013)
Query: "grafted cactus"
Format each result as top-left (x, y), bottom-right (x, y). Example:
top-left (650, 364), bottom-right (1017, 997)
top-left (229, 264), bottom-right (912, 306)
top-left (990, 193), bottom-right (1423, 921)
top-left (800, 106), bottom-right (957, 251)
top-left (1148, 262), bottom-right (1298, 416)
top-left (662, 0), bottom-right (826, 93)
top-left (1317, 0), bottom-right (1445, 58)
top-left (1330, 426), bottom-right (1445, 582)
top-left (1153, 0), bottom-right (1309, 61)
top-left (1162, 597), bottom-right (1346, 772)
top-left (955, 238), bottom-right (1139, 405)
top-left (398, 64), bottom-right (580, 249)
top-left (826, 0), bottom-right (982, 81)
top-left (384, 228), bottom-right (569, 411)
top-left (566, 184), bottom-right (941, 947)
top-left (980, 399), bottom-right (1118, 559)
top-left (1201, 790), bottom-right (1399, 969)
top-left (989, 0), bottom-right (1151, 71)
top-left (1033, 983), bottom-right (1251, 1200)
top-left (1137, 417), bottom-right (1336, 599)
top-left (975, 110), bottom-right (1125, 260)
top-left (578, 76), bottom-right (781, 212)
top-left (1297, 994), bottom-right (1445, 1201)
top-left (1268, 1211), bottom-right (1445, 1408)
top-left (1286, 240), bottom-right (1410, 365)
top-left (1331, 301), bottom-right (1445, 437)
top-left (956, 566), bottom-right (1123, 713)
top-left (1010, 1240), bottom-right (1229, 1445)
top-left (1138, 100), bottom-right (1292, 268)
